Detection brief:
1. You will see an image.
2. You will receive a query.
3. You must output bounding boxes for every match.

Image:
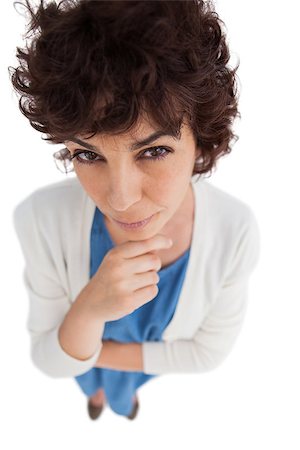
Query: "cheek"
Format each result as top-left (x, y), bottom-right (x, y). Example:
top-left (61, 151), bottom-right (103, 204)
top-left (74, 170), bottom-right (105, 199)
top-left (75, 162), bottom-right (185, 203)
top-left (167, 157), bottom-right (193, 183)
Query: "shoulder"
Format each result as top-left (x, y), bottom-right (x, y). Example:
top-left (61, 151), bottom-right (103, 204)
top-left (199, 179), bottom-right (256, 223)
top-left (14, 176), bottom-right (83, 211)
top-left (193, 178), bottom-right (259, 239)
top-left (193, 178), bottom-right (261, 277)
top-left (12, 176), bottom-right (85, 232)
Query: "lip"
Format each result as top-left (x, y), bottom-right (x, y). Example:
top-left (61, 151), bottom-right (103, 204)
top-left (113, 213), bottom-right (155, 229)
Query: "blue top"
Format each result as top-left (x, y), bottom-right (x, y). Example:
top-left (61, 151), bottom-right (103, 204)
top-left (74, 206), bottom-right (191, 416)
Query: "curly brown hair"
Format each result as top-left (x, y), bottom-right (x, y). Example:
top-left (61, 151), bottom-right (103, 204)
top-left (9, 0), bottom-right (240, 178)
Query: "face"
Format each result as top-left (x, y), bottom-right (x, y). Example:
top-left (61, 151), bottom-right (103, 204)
top-left (64, 115), bottom-right (201, 243)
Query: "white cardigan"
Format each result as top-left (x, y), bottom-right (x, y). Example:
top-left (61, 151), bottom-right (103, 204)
top-left (13, 174), bottom-right (260, 378)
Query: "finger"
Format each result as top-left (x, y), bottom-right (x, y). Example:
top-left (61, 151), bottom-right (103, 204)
top-left (118, 234), bottom-right (173, 259)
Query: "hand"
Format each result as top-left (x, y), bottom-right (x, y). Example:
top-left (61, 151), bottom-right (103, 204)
top-left (83, 234), bottom-right (173, 322)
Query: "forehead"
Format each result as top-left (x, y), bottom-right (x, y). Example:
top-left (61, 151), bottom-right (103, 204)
top-left (64, 118), bottom-right (194, 153)
top-left (67, 130), bottom-right (181, 151)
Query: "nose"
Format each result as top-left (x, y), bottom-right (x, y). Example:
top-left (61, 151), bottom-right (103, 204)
top-left (106, 166), bottom-right (143, 212)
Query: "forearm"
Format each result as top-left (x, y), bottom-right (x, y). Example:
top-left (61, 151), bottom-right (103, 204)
top-left (58, 285), bottom-right (105, 361)
top-left (95, 341), bottom-right (144, 372)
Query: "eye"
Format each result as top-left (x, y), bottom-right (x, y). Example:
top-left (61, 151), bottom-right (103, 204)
top-left (70, 146), bottom-right (172, 166)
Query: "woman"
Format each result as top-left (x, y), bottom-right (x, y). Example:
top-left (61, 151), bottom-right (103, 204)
top-left (10, 0), bottom-right (260, 420)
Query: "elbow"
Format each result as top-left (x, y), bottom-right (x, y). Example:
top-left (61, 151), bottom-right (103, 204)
top-left (193, 342), bottom-right (232, 373)
top-left (195, 356), bottom-right (224, 373)
top-left (30, 334), bottom-right (102, 379)
top-left (201, 356), bottom-right (227, 372)
top-left (30, 340), bottom-right (73, 379)
top-left (30, 348), bottom-right (67, 379)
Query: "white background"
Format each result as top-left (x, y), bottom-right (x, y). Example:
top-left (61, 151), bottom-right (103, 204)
top-left (1, 0), bottom-right (299, 448)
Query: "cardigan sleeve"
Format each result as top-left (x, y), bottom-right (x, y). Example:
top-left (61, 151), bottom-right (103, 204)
top-left (13, 195), bottom-right (104, 378)
top-left (142, 208), bottom-right (261, 374)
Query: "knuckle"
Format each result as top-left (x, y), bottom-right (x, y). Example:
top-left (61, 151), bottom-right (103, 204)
top-left (105, 250), bottom-right (114, 263)
top-left (152, 271), bottom-right (160, 283)
top-left (150, 254), bottom-right (161, 266)
top-left (151, 284), bottom-right (159, 295)
top-left (110, 246), bottom-right (119, 258)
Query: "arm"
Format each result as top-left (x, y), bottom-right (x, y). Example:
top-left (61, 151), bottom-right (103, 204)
top-left (13, 195), bottom-right (105, 378)
top-left (95, 341), bottom-right (143, 372)
top-left (95, 209), bottom-right (260, 375)
top-left (92, 273), bottom-right (251, 374)
top-left (141, 275), bottom-right (252, 374)
top-left (94, 270), bottom-right (250, 374)
top-left (58, 282), bottom-right (106, 362)
top-left (141, 208), bottom-right (261, 375)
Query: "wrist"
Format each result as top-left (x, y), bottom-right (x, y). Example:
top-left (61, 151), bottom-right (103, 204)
top-left (75, 282), bottom-right (106, 323)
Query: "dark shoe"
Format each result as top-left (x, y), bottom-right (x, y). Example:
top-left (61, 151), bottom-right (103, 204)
top-left (126, 395), bottom-right (139, 420)
top-left (87, 398), bottom-right (104, 420)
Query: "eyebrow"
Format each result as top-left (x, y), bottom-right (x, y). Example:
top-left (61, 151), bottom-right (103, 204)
top-left (65, 130), bottom-right (180, 152)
